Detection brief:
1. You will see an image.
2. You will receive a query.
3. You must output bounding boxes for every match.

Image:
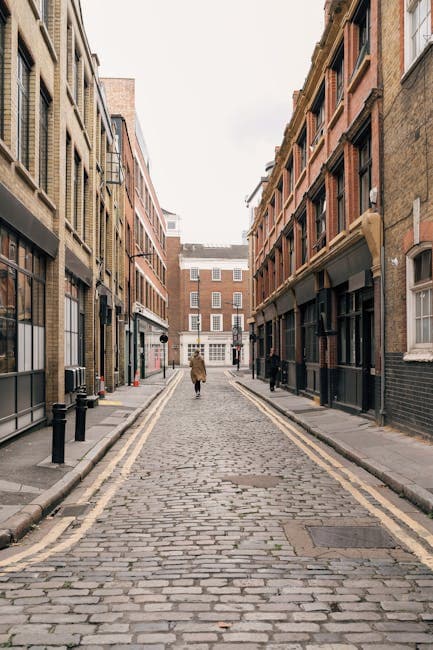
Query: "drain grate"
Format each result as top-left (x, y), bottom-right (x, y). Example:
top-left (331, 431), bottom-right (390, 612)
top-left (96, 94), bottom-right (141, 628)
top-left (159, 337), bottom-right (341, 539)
top-left (307, 525), bottom-right (396, 549)
top-left (221, 475), bottom-right (281, 488)
top-left (59, 504), bottom-right (89, 517)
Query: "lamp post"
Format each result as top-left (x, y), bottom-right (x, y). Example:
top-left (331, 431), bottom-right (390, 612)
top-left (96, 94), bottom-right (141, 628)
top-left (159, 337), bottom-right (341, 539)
top-left (225, 300), bottom-right (241, 371)
top-left (127, 251), bottom-right (154, 386)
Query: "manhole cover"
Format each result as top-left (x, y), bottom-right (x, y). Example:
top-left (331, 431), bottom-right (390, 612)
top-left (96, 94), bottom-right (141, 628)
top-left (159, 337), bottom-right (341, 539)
top-left (59, 504), bottom-right (89, 517)
top-left (221, 475), bottom-right (281, 488)
top-left (307, 525), bottom-right (396, 549)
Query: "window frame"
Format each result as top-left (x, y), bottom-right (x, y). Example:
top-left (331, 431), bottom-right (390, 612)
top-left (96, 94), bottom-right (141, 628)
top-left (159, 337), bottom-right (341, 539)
top-left (298, 127), bottom-right (307, 172)
top-left (232, 313), bottom-right (244, 330)
top-left (188, 313), bottom-right (201, 332)
top-left (190, 267), bottom-right (199, 281)
top-left (405, 244), bottom-right (433, 358)
top-left (39, 83), bottom-right (50, 194)
top-left (352, 0), bottom-right (370, 74)
top-left (233, 292), bottom-right (243, 308)
top-left (336, 163), bottom-right (346, 233)
top-left (233, 268), bottom-right (242, 281)
top-left (210, 313), bottom-right (223, 332)
top-left (211, 291), bottom-right (221, 309)
top-left (313, 188), bottom-right (327, 249)
top-left (311, 85), bottom-right (325, 146)
top-left (405, 0), bottom-right (432, 69)
top-left (211, 267), bottom-right (221, 281)
top-left (17, 44), bottom-right (31, 169)
top-left (331, 42), bottom-right (344, 108)
top-left (209, 343), bottom-right (226, 361)
top-left (190, 291), bottom-right (199, 308)
top-left (356, 125), bottom-right (372, 215)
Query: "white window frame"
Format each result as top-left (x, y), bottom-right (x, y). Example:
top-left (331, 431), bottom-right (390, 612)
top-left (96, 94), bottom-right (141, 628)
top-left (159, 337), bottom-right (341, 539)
top-left (188, 343), bottom-right (205, 358)
top-left (232, 313), bottom-right (244, 330)
top-left (212, 267), bottom-right (221, 281)
top-left (404, 243), bottom-right (433, 361)
top-left (233, 292), bottom-right (243, 308)
top-left (209, 343), bottom-right (226, 361)
top-left (189, 313), bottom-right (201, 332)
top-left (211, 291), bottom-right (221, 308)
top-left (233, 268), bottom-right (242, 281)
top-left (210, 314), bottom-right (223, 332)
top-left (190, 267), bottom-right (199, 281)
top-left (190, 291), bottom-right (199, 308)
top-left (405, 0), bottom-right (432, 70)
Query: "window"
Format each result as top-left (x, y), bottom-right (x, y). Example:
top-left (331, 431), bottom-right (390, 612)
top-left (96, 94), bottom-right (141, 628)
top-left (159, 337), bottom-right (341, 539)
top-left (298, 128), bottom-right (307, 172)
top-left (285, 310), bottom-right (295, 361)
top-left (73, 151), bottom-right (80, 230)
top-left (353, 0), bottom-right (370, 73)
top-left (65, 275), bottom-right (79, 367)
top-left (189, 314), bottom-right (201, 331)
top-left (285, 157), bottom-right (294, 196)
top-left (313, 189), bottom-right (326, 249)
top-left (167, 221), bottom-right (176, 230)
top-left (209, 344), bottom-right (226, 361)
top-left (232, 313), bottom-right (244, 330)
top-left (40, 0), bottom-right (50, 27)
top-left (188, 343), bottom-right (204, 358)
top-left (287, 230), bottom-right (295, 275)
top-left (190, 267), bottom-right (199, 281)
top-left (0, 10), bottom-right (5, 140)
top-left (406, 247), bottom-right (433, 354)
top-left (337, 290), bottom-right (362, 365)
top-left (233, 292), bottom-right (242, 308)
top-left (39, 85), bottom-right (50, 194)
top-left (311, 86), bottom-right (325, 145)
top-left (83, 170), bottom-right (88, 240)
top-left (336, 164), bottom-right (345, 232)
top-left (65, 133), bottom-right (71, 222)
top-left (212, 268), bottom-right (221, 281)
top-left (190, 291), bottom-right (199, 308)
top-left (356, 126), bottom-right (371, 215)
top-left (233, 268), bottom-right (242, 281)
top-left (302, 301), bottom-right (319, 364)
top-left (211, 292), bottom-right (221, 308)
top-left (299, 212), bottom-right (307, 265)
top-left (211, 314), bottom-right (222, 331)
top-left (74, 50), bottom-right (80, 105)
top-left (407, 0), bottom-right (431, 66)
top-left (17, 46), bottom-right (31, 168)
top-left (331, 43), bottom-right (344, 108)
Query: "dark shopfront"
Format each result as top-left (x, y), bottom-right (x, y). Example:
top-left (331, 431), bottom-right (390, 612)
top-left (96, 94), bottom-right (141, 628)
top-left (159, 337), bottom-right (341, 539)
top-left (0, 225), bottom-right (48, 442)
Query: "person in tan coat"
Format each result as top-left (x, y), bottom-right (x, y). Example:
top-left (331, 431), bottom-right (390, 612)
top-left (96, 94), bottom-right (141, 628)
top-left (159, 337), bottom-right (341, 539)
top-left (189, 350), bottom-right (206, 398)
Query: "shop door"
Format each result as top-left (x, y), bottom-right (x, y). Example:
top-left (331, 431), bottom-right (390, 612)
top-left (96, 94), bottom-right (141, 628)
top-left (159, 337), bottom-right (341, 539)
top-left (139, 332), bottom-right (145, 378)
top-left (361, 297), bottom-right (375, 412)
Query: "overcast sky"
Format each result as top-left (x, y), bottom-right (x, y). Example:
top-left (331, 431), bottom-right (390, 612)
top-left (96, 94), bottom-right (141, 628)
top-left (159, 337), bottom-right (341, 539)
top-left (82, 1), bottom-right (325, 244)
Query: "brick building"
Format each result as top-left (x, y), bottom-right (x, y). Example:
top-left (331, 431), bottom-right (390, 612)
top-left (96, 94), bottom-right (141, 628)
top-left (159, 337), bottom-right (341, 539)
top-left (382, 0), bottom-right (433, 436)
top-left (250, 0), bottom-right (383, 419)
top-left (0, 0), bottom-right (125, 441)
top-left (103, 78), bottom-right (168, 381)
top-left (166, 214), bottom-right (249, 367)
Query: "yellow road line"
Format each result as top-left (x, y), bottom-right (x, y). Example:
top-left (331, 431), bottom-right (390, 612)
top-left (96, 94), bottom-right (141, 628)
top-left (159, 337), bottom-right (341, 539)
top-left (0, 372), bottom-right (183, 573)
top-left (231, 379), bottom-right (433, 571)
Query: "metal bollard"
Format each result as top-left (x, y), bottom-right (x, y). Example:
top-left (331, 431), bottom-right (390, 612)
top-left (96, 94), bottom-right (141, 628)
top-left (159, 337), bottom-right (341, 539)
top-left (52, 403), bottom-right (67, 464)
top-left (172, 360), bottom-right (175, 370)
top-left (75, 392), bottom-right (87, 442)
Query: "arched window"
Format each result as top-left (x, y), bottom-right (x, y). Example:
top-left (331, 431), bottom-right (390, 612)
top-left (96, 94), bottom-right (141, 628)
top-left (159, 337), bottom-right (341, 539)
top-left (405, 245), bottom-right (433, 359)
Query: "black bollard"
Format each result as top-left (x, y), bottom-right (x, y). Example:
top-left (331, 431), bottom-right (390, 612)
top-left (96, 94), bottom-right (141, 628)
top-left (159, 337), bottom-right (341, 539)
top-left (172, 360), bottom-right (175, 370)
top-left (75, 392), bottom-right (87, 441)
top-left (52, 403), bottom-right (67, 464)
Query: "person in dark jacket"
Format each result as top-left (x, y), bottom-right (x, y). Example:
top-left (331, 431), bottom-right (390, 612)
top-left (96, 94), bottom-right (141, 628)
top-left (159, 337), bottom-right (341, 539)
top-left (269, 348), bottom-right (280, 392)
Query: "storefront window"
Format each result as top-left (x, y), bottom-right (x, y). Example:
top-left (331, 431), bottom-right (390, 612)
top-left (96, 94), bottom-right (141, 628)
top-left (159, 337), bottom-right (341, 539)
top-left (284, 310), bottom-right (295, 361)
top-left (302, 301), bottom-right (318, 363)
top-left (338, 290), bottom-right (361, 365)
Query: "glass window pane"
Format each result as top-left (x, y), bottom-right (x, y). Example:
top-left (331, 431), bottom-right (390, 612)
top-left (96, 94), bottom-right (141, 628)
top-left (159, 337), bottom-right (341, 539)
top-left (416, 291), bottom-right (421, 317)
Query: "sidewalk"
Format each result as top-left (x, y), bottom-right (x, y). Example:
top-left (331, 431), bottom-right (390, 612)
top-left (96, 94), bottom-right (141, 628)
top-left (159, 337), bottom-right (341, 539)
top-left (233, 371), bottom-right (433, 515)
top-left (0, 369), bottom-right (177, 549)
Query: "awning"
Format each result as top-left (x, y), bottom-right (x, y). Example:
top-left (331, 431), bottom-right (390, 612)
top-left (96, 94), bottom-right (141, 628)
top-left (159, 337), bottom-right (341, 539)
top-left (65, 247), bottom-right (92, 286)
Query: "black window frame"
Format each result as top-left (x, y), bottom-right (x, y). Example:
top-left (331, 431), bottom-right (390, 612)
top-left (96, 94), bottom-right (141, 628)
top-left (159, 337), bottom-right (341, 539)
top-left (298, 128), bottom-right (307, 172)
top-left (335, 162), bottom-right (345, 233)
top-left (356, 124), bottom-right (372, 215)
top-left (39, 82), bottom-right (50, 194)
top-left (313, 187), bottom-right (327, 247)
top-left (353, 0), bottom-right (370, 74)
top-left (285, 156), bottom-right (294, 195)
top-left (299, 211), bottom-right (307, 265)
top-left (285, 310), bottom-right (295, 361)
top-left (332, 42), bottom-right (344, 107)
top-left (311, 85), bottom-right (325, 145)
top-left (17, 42), bottom-right (32, 169)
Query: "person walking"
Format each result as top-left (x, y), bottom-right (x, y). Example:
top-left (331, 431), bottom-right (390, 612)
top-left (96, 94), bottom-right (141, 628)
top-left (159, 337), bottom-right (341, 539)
top-left (189, 349), bottom-right (206, 398)
top-left (269, 347), bottom-right (280, 392)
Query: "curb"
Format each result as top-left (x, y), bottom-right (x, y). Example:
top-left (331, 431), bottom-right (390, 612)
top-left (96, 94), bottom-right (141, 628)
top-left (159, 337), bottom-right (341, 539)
top-left (235, 378), bottom-right (433, 516)
top-left (0, 371), bottom-right (179, 550)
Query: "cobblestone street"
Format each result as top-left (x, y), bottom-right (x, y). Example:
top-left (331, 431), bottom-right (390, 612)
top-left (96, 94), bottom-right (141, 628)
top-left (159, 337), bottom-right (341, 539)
top-left (1, 370), bottom-right (433, 649)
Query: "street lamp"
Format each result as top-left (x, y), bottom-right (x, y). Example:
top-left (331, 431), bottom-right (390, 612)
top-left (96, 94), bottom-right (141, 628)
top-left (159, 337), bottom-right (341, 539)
top-left (225, 300), bottom-right (241, 371)
top-left (127, 251), bottom-right (154, 385)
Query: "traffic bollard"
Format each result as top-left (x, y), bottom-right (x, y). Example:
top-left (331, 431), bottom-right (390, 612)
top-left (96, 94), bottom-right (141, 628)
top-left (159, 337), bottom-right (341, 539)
top-left (75, 392), bottom-right (87, 442)
top-left (52, 403), bottom-right (67, 464)
top-left (172, 360), bottom-right (175, 370)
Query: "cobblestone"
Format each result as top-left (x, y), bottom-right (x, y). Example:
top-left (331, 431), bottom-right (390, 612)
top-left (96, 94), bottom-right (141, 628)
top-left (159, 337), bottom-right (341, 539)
top-left (0, 371), bottom-right (432, 646)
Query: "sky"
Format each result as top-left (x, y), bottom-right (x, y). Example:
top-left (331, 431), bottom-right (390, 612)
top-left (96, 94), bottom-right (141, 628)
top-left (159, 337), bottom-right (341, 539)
top-left (82, 1), bottom-right (325, 245)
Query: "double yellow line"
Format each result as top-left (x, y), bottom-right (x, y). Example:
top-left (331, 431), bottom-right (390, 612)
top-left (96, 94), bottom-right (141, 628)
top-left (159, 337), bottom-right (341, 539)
top-left (230, 378), bottom-right (433, 571)
top-left (0, 371), bottom-right (183, 574)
